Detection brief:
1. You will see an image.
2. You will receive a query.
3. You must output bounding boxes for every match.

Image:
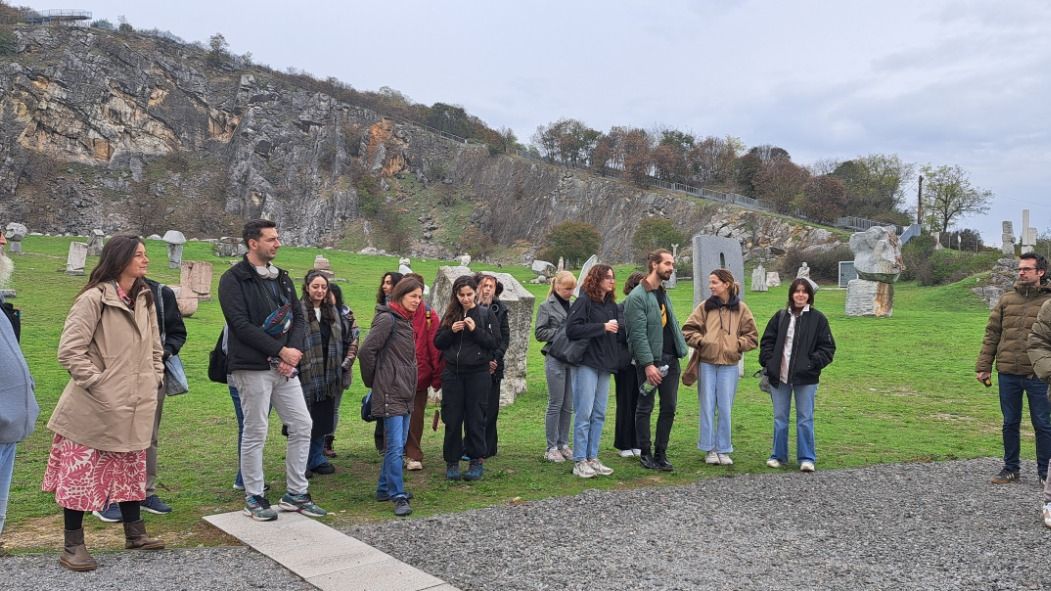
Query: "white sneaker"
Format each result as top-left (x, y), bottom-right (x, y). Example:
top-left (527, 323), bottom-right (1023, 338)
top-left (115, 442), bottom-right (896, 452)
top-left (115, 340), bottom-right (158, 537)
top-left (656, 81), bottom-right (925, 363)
top-left (573, 460), bottom-right (596, 478)
top-left (405, 460), bottom-right (423, 471)
top-left (717, 453), bottom-right (734, 466)
top-left (705, 451), bottom-right (720, 465)
top-left (559, 446), bottom-right (574, 460)
top-left (545, 447), bottom-right (566, 463)
top-left (589, 458), bottom-right (614, 476)
top-left (1043, 503), bottom-right (1051, 529)
top-left (766, 458), bottom-right (782, 468)
top-left (618, 449), bottom-right (635, 458)
top-left (800, 461), bottom-right (815, 472)
top-left (631, 448), bottom-right (642, 457)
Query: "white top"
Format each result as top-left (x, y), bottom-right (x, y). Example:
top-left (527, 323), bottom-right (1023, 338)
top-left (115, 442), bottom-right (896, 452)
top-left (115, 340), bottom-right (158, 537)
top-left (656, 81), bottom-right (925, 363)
top-left (779, 305), bottom-right (810, 384)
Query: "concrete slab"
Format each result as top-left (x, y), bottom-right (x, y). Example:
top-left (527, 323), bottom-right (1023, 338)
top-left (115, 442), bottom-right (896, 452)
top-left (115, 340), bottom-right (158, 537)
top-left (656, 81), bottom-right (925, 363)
top-left (204, 511), bottom-right (460, 591)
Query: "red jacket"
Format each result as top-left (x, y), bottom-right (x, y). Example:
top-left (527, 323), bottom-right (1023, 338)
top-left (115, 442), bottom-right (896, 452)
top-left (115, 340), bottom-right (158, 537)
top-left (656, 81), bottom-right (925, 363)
top-left (412, 303), bottom-right (444, 390)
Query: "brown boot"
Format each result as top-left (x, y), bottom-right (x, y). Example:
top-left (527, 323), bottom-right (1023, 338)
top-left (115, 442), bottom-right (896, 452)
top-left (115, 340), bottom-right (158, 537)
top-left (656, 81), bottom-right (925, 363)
top-left (59, 528), bottom-right (98, 572)
top-left (123, 519), bottom-right (165, 550)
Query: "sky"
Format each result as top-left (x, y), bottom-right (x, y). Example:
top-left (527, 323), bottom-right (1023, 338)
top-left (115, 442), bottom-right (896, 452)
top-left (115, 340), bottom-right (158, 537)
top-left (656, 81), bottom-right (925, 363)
top-left (18, 0), bottom-right (1051, 245)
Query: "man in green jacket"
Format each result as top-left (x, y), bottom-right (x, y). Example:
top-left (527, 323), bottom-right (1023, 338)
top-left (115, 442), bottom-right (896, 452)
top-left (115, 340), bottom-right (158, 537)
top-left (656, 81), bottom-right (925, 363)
top-left (976, 252), bottom-right (1051, 486)
top-left (1028, 297), bottom-right (1051, 528)
top-left (624, 249), bottom-right (687, 471)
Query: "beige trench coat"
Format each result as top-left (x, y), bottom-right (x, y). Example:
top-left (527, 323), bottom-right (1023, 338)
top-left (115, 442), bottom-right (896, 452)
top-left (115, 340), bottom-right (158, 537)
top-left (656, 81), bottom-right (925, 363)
top-left (48, 282), bottom-right (164, 452)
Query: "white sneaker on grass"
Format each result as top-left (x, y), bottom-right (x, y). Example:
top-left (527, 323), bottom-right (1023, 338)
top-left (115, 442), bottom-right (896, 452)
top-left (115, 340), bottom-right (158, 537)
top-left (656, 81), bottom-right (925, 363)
top-left (1043, 502), bottom-right (1051, 529)
top-left (618, 449), bottom-right (634, 458)
top-left (631, 448), bottom-right (642, 457)
top-left (573, 460), bottom-right (596, 478)
top-left (717, 453), bottom-right (734, 466)
top-left (800, 461), bottom-right (816, 473)
top-left (704, 451), bottom-right (720, 465)
top-left (545, 447), bottom-right (565, 463)
top-left (589, 458), bottom-right (614, 476)
top-left (766, 458), bottom-right (782, 468)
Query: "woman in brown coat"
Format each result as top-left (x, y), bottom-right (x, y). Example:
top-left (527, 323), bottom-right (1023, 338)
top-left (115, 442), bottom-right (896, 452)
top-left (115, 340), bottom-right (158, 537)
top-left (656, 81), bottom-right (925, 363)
top-left (42, 234), bottom-right (166, 571)
top-left (358, 278), bottom-right (423, 517)
top-left (681, 268), bottom-right (758, 466)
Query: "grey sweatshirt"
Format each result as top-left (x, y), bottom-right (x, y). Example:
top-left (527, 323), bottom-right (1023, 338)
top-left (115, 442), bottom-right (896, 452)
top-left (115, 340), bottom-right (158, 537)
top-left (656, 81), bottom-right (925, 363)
top-left (0, 295), bottom-right (37, 443)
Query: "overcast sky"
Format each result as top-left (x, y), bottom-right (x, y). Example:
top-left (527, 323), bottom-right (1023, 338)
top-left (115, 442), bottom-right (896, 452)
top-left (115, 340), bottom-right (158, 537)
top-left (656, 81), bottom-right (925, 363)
top-left (20, 0), bottom-right (1051, 245)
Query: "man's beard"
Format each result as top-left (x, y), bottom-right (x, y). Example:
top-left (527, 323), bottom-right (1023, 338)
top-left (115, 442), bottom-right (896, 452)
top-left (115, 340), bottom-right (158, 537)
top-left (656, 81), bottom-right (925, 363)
top-left (0, 252), bottom-right (13, 289)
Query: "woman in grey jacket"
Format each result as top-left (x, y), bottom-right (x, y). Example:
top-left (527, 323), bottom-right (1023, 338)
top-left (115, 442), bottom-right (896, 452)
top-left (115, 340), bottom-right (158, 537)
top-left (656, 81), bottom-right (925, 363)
top-left (359, 278), bottom-right (423, 517)
top-left (534, 271), bottom-right (577, 462)
top-left (0, 290), bottom-right (37, 540)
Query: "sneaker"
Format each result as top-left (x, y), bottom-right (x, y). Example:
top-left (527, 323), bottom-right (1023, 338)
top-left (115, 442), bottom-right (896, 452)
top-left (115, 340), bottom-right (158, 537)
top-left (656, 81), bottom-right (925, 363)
top-left (717, 453), bottom-right (734, 466)
top-left (1043, 502), bottom-right (1051, 529)
top-left (463, 460), bottom-right (484, 481)
top-left (618, 449), bottom-right (635, 458)
top-left (573, 460), bottom-right (596, 478)
top-left (310, 463), bottom-right (335, 475)
top-left (406, 459), bottom-right (423, 471)
top-left (140, 495), bottom-right (172, 515)
top-left (279, 492), bottom-right (328, 517)
top-left (446, 463), bottom-right (462, 481)
top-left (376, 490), bottom-right (414, 502)
top-left (559, 446), bottom-right (573, 460)
top-left (589, 458), bottom-right (614, 476)
top-left (766, 458), bottom-right (783, 468)
top-left (93, 503), bottom-right (122, 523)
top-left (800, 461), bottom-right (815, 473)
top-left (233, 482), bottom-right (271, 493)
top-left (991, 468), bottom-right (1020, 484)
top-left (545, 447), bottom-right (566, 463)
top-left (631, 448), bottom-right (642, 457)
top-left (243, 495), bottom-right (278, 521)
top-left (704, 451), bottom-right (720, 465)
top-left (393, 497), bottom-right (412, 517)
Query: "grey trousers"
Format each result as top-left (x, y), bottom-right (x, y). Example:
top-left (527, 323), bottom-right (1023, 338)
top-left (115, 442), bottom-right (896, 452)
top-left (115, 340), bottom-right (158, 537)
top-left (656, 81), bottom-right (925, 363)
top-left (231, 369), bottom-right (312, 498)
top-left (544, 355), bottom-right (574, 450)
top-left (145, 385), bottom-right (165, 496)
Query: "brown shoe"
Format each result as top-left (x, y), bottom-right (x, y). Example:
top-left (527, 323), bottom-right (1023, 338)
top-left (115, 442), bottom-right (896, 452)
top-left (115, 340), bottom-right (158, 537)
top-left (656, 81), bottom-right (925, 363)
top-left (59, 528), bottom-right (98, 572)
top-left (323, 435), bottom-right (337, 458)
top-left (123, 519), bottom-right (165, 550)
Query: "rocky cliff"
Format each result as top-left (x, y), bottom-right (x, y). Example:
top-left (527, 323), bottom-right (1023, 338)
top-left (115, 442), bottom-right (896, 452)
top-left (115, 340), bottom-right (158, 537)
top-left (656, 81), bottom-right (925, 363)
top-left (0, 26), bottom-right (841, 261)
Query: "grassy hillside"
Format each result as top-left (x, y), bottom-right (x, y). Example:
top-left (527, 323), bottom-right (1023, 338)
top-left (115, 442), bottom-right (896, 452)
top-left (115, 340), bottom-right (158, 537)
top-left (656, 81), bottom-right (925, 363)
top-left (2, 236), bottom-right (1008, 552)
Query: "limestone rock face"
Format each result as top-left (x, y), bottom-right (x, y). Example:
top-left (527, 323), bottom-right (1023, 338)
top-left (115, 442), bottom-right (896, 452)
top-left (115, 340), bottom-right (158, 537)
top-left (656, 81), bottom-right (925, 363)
top-left (429, 266), bottom-right (535, 406)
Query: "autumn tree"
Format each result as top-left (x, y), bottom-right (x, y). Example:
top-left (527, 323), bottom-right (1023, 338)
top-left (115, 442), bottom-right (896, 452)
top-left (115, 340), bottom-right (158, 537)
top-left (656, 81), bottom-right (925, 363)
top-left (797, 175), bottom-right (847, 223)
top-left (832, 154), bottom-right (914, 221)
top-left (608, 127), bottom-right (652, 185)
top-left (920, 163), bottom-right (992, 233)
top-left (652, 129), bottom-right (694, 183)
top-left (632, 217), bottom-right (684, 264)
top-left (736, 145), bottom-right (790, 197)
top-left (687, 135), bottom-right (742, 186)
top-left (754, 158), bottom-right (809, 214)
top-left (537, 221), bottom-right (601, 268)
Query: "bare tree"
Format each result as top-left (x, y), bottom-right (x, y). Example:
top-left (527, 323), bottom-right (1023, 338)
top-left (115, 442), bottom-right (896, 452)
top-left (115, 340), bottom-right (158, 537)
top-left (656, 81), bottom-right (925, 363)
top-left (920, 163), bottom-right (992, 233)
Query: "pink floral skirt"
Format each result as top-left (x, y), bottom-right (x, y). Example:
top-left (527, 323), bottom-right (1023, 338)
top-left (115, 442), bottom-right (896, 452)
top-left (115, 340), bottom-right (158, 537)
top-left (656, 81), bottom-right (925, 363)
top-left (41, 434), bottom-right (147, 511)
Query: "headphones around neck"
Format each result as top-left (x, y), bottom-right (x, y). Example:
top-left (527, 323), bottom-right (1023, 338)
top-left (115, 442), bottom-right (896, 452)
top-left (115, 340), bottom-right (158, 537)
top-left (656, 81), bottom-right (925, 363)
top-left (254, 263), bottom-right (279, 279)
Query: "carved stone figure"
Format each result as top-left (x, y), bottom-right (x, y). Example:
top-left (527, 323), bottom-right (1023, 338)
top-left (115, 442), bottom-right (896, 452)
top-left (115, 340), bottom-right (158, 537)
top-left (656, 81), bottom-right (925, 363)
top-left (846, 225), bottom-right (904, 317)
top-left (751, 264), bottom-right (768, 292)
top-left (163, 230), bottom-right (187, 269)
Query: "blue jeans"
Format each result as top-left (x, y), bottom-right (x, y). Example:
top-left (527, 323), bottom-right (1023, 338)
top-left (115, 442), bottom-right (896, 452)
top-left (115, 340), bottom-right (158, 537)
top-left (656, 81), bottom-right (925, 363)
top-left (769, 383), bottom-right (818, 463)
top-left (698, 363), bottom-right (739, 453)
top-left (0, 442), bottom-right (15, 536)
top-left (572, 365), bottom-right (611, 461)
top-left (308, 435), bottom-right (328, 471)
top-left (377, 414), bottom-right (410, 500)
top-left (998, 373), bottom-right (1051, 478)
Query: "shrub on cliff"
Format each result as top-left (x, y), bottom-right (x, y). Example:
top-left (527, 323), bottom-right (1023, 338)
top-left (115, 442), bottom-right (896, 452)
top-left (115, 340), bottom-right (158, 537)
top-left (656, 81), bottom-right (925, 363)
top-left (632, 218), bottom-right (684, 264)
top-left (537, 221), bottom-right (600, 268)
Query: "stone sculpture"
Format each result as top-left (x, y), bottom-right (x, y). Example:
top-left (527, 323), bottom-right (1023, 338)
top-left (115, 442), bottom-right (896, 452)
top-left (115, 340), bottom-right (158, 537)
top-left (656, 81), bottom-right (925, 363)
top-left (766, 272), bottom-right (781, 288)
top-left (179, 261), bottom-right (214, 301)
top-left (692, 234), bottom-right (744, 304)
top-left (215, 237), bottom-right (245, 257)
top-left (751, 264), bottom-right (768, 292)
top-left (312, 255), bottom-right (335, 279)
top-left (796, 262), bottom-right (810, 279)
top-left (4, 223), bottom-right (27, 254)
top-left (574, 255), bottom-right (598, 298)
top-left (86, 229), bottom-right (105, 256)
top-left (398, 257), bottom-right (412, 276)
top-left (163, 230), bottom-right (186, 269)
top-left (459, 253), bottom-right (471, 268)
top-left (1001, 221), bottom-right (1015, 256)
top-left (846, 225), bottom-right (904, 317)
top-left (66, 242), bottom-right (88, 275)
top-left (430, 266), bottom-right (535, 406)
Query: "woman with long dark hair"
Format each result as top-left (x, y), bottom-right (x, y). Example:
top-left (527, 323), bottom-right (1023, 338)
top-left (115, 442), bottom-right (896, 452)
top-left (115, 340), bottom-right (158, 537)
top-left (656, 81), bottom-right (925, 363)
top-left (613, 271), bottom-right (646, 457)
top-left (372, 271), bottom-right (402, 451)
top-left (434, 275), bottom-right (497, 481)
top-left (43, 234), bottom-right (165, 571)
top-left (359, 278), bottom-right (423, 516)
top-left (297, 270), bottom-right (343, 477)
top-left (682, 269), bottom-right (758, 466)
top-left (758, 278), bottom-right (835, 472)
top-left (323, 283), bottom-right (358, 458)
top-left (566, 264), bottom-right (622, 478)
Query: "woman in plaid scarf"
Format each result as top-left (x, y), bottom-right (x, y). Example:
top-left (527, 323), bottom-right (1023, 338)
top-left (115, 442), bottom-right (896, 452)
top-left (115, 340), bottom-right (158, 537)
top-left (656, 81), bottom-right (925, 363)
top-left (297, 270), bottom-right (343, 477)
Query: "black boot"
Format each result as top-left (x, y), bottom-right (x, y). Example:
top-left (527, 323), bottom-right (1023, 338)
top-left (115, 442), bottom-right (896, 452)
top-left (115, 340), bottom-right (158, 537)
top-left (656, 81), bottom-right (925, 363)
top-left (654, 449), bottom-right (674, 472)
top-left (639, 449), bottom-right (659, 470)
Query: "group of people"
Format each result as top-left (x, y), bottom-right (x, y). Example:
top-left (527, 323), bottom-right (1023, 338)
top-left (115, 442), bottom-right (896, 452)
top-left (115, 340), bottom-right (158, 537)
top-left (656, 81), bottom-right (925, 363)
top-left (535, 249), bottom-right (837, 479)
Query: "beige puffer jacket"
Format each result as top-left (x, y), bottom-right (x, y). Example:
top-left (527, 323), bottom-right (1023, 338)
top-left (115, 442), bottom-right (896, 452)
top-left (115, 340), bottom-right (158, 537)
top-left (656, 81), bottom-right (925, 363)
top-left (682, 296), bottom-right (759, 366)
top-left (1028, 299), bottom-right (1051, 383)
top-left (976, 281), bottom-right (1051, 376)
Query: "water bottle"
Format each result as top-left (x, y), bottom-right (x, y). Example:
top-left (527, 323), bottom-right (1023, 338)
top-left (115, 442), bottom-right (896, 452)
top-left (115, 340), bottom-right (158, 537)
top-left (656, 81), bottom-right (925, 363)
top-left (639, 364), bottom-right (670, 397)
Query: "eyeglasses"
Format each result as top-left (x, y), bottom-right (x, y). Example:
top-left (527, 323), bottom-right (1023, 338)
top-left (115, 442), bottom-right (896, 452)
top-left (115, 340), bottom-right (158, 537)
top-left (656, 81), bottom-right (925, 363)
top-left (1019, 267), bottom-right (1038, 273)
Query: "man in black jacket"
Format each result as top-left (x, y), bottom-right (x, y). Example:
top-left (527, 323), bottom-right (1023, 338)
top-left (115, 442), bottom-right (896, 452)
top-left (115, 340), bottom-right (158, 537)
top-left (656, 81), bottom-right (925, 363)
top-left (218, 219), bottom-right (326, 521)
top-left (94, 278), bottom-right (186, 523)
top-left (476, 274), bottom-right (509, 458)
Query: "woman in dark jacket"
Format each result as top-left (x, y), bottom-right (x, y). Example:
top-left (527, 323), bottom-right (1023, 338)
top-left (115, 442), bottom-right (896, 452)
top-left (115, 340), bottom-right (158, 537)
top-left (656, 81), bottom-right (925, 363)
top-left (434, 275), bottom-right (498, 482)
top-left (323, 283), bottom-right (359, 458)
top-left (614, 271), bottom-right (646, 457)
top-left (358, 278), bottom-right (423, 517)
top-left (566, 264), bottom-right (622, 479)
top-left (297, 271), bottom-right (343, 477)
top-left (758, 278), bottom-right (836, 473)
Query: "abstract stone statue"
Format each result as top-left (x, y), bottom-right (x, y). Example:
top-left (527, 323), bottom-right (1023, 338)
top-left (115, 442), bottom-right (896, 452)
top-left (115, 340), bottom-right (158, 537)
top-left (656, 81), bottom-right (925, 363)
top-left (4, 222), bottom-right (27, 254)
top-left (796, 262), bottom-right (810, 279)
top-left (179, 261), bottom-right (214, 301)
top-left (846, 226), bottom-right (904, 317)
top-left (692, 235), bottom-right (744, 303)
top-left (766, 272), bottom-right (781, 288)
top-left (163, 230), bottom-right (186, 269)
top-left (86, 229), bottom-right (105, 256)
top-left (398, 257), bottom-right (412, 276)
top-left (1001, 221), bottom-right (1015, 256)
top-left (751, 264), bottom-right (768, 292)
top-left (312, 255), bottom-right (335, 279)
top-left (430, 266), bottom-right (535, 406)
top-left (66, 242), bottom-right (88, 275)
top-left (574, 255), bottom-right (598, 298)
top-left (215, 237), bottom-right (245, 257)
top-left (458, 253), bottom-right (471, 268)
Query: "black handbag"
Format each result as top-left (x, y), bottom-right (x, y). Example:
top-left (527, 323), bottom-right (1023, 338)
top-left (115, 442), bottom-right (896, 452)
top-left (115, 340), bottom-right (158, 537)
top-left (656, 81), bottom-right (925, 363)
top-left (547, 325), bottom-right (587, 365)
top-left (1, 301), bottom-right (20, 342)
top-left (208, 327), bottom-right (228, 384)
top-left (360, 390), bottom-right (375, 422)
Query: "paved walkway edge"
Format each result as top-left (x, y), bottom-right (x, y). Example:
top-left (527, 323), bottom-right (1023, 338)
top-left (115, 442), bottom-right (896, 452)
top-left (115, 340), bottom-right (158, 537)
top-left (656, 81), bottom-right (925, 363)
top-left (204, 511), bottom-right (460, 591)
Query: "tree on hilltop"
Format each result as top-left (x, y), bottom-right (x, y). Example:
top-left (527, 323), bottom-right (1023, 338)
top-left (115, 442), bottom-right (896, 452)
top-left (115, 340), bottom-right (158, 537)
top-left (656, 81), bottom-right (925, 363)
top-left (920, 163), bottom-right (992, 233)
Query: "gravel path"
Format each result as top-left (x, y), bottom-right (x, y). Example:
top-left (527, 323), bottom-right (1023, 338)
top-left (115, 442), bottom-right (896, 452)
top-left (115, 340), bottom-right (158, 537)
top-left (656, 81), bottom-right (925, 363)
top-left (2, 458), bottom-right (1049, 591)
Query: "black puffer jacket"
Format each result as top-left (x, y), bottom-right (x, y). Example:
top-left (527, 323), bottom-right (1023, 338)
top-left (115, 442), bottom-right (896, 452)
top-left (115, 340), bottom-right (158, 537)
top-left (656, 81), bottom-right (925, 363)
top-left (434, 305), bottom-right (498, 373)
top-left (218, 257), bottom-right (306, 372)
top-left (758, 307), bottom-right (836, 387)
top-left (486, 298), bottom-right (510, 379)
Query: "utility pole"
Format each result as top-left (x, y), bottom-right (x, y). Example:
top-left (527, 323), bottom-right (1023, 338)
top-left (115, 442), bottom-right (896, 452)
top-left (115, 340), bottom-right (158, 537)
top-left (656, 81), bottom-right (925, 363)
top-left (916, 175), bottom-right (923, 227)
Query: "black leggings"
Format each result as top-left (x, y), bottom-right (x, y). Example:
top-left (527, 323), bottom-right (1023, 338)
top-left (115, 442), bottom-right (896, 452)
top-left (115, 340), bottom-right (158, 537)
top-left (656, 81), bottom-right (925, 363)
top-left (64, 501), bottom-right (141, 530)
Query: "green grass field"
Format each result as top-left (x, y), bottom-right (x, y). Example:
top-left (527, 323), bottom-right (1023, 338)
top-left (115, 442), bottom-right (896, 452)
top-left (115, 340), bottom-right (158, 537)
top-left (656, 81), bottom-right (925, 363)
top-left (2, 235), bottom-right (1015, 551)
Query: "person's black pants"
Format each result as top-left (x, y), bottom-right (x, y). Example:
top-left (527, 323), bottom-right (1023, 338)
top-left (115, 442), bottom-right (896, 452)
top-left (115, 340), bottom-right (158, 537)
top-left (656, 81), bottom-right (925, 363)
top-left (484, 376), bottom-right (501, 457)
top-left (441, 368), bottom-right (490, 463)
top-left (634, 355), bottom-right (680, 454)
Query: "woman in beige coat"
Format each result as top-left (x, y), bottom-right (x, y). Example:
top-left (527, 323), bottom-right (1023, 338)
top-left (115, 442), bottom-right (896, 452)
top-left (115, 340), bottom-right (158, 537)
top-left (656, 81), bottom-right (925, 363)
top-left (681, 269), bottom-right (758, 466)
top-left (42, 234), bottom-right (165, 572)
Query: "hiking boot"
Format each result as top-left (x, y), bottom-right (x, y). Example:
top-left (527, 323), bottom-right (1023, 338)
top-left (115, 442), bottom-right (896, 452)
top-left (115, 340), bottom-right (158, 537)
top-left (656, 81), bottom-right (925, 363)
top-left (704, 451), bottom-right (720, 465)
top-left (446, 462), bottom-right (462, 480)
top-left (393, 497), bottom-right (412, 517)
top-left (991, 468), bottom-right (1020, 484)
top-left (463, 460), bottom-right (484, 481)
top-left (588, 458), bottom-right (614, 476)
top-left (58, 528), bottom-right (97, 572)
top-left (376, 490), bottom-right (414, 502)
top-left (243, 495), bottom-right (278, 521)
top-left (573, 460), bottom-right (596, 478)
top-left (310, 463), bottom-right (335, 476)
top-left (140, 494), bottom-right (172, 515)
top-left (92, 502), bottom-right (122, 523)
top-left (639, 454), bottom-right (659, 470)
top-left (545, 447), bottom-right (566, 463)
top-left (123, 519), bottom-right (164, 550)
top-left (279, 492), bottom-right (328, 517)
